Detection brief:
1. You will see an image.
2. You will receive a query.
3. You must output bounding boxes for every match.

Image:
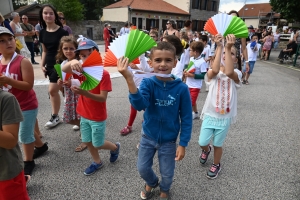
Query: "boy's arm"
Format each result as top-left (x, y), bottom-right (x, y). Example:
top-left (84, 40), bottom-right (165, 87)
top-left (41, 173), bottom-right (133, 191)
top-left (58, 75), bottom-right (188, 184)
top-left (117, 57), bottom-right (137, 94)
top-left (62, 59), bottom-right (83, 74)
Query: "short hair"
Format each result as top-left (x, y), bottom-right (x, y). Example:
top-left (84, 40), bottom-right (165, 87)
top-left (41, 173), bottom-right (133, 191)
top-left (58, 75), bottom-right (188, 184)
top-left (149, 30), bottom-right (158, 37)
top-left (251, 33), bottom-right (258, 39)
top-left (150, 41), bottom-right (176, 59)
top-left (199, 35), bottom-right (208, 43)
top-left (228, 10), bottom-right (240, 17)
top-left (10, 12), bottom-right (19, 20)
top-left (184, 20), bottom-right (192, 27)
top-left (190, 41), bottom-right (204, 54)
top-left (124, 22), bottom-right (129, 27)
top-left (163, 35), bottom-right (183, 57)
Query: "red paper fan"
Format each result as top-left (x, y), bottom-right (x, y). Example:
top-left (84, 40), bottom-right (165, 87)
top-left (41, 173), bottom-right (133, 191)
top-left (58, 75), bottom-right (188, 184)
top-left (132, 57), bottom-right (140, 64)
top-left (104, 49), bottom-right (117, 66)
top-left (64, 73), bottom-right (72, 81)
top-left (131, 26), bottom-right (137, 30)
top-left (82, 50), bottom-right (103, 67)
top-left (204, 18), bottom-right (218, 36)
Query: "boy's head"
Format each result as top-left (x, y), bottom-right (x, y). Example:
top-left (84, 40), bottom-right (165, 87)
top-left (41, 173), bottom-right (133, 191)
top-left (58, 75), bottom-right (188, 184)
top-left (162, 35), bottom-right (183, 57)
top-left (76, 38), bottom-right (99, 61)
top-left (251, 33), bottom-right (258, 41)
top-left (189, 41), bottom-right (204, 58)
top-left (149, 30), bottom-right (159, 42)
top-left (199, 35), bottom-right (208, 45)
top-left (0, 27), bottom-right (15, 54)
top-left (149, 42), bottom-right (177, 75)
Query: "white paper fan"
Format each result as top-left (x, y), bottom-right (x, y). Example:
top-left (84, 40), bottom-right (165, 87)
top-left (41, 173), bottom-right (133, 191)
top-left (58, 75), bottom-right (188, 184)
top-left (82, 66), bottom-right (104, 81)
top-left (108, 33), bottom-right (129, 59)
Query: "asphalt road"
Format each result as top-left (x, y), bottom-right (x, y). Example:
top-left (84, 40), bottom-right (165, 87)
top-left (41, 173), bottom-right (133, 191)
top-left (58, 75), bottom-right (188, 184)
top-left (27, 49), bottom-right (300, 200)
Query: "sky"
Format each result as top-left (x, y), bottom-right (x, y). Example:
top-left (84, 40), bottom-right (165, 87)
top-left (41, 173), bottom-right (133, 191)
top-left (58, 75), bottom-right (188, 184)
top-left (219, 0), bottom-right (270, 13)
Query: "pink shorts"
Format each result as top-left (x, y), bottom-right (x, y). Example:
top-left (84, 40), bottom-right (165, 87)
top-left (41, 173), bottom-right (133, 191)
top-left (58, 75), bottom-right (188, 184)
top-left (0, 170), bottom-right (30, 200)
top-left (189, 88), bottom-right (200, 106)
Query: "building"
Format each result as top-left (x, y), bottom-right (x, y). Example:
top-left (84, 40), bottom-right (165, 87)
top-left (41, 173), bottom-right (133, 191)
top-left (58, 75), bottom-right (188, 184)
top-left (237, 3), bottom-right (280, 28)
top-left (0, 0), bottom-right (14, 16)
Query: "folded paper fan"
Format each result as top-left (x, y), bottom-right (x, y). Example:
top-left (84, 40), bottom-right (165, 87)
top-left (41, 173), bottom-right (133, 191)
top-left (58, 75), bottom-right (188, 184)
top-left (104, 49), bottom-right (117, 66)
top-left (108, 34), bottom-right (129, 59)
top-left (54, 64), bottom-right (63, 80)
top-left (204, 13), bottom-right (248, 38)
top-left (185, 61), bottom-right (195, 73)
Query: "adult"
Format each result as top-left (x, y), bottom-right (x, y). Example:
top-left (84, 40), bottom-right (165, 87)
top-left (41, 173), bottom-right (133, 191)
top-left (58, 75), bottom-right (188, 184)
top-left (9, 12), bottom-right (31, 60)
top-left (108, 24), bottom-right (116, 43)
top-left (34, 21), bottom-right (42, 57)
top-left (277, 39), bottom-right (298, 62)
top-left (261, 32), bottom-right (273, 60)
top-left (163, 20), bottom-right (179, 38)
top-left (57, 12), bottom-right (73, 36)
top-left (103, 23), bottom-right (110, 52)
top-left (0, 13), bottom-right (13, 33)
top-left (187, 31), bottom-right (194, 44)
top-left (20, 15), bottom-right (39, 64)
top-left (180, 20), bottom-right (192, 33)
top-left (294, 29), bottom-right (300, 44)
top-left (273, 29), bottom-right (281, 50)
top-left (119, 22), bottom-right (130, 36)
top-left (228, 10), bottom-right (249, 72)
top-left (39, 4), bottom-right (68, 128)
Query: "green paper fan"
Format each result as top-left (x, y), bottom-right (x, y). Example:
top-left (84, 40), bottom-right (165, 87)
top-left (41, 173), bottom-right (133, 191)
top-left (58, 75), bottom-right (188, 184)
top-left (80, 72), bottom-right (100, 90)
top-left (223, 16), bottom-right (248, 38)
top-left (185, 61), bottom-right (194, 71)
top-left (54, 64), bottom-right (63, 80)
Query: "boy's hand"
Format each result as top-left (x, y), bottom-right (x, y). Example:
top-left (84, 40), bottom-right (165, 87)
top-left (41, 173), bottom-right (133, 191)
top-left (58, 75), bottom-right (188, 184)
top-left (175, 146), bottom-right (185, 161)
top-left (0, 75), bottom-right (11, 85)
top-left (69, 59), bottom-right (83, 73)
top-left (184, 72), bottom-right (195, 78)
top-left (225, 34), bottom-right (236, 48)
top-left (117, 57), bottom-right (133, 79)
top-left (71, 86), bottom-right (88, 96)
top-left (215, 34), bottom-right (223, 47)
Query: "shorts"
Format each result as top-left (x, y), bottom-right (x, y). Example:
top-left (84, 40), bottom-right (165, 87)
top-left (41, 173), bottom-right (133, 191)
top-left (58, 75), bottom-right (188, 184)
top-left (0, 170), bottom-right (30, 200)
top-left (45, 67), bottom-right (59, 83)
top-left (80, 117), bottom-right (106, 148)
top-left (198, 116), bottom-right (231, 147)
top-left (189, 88), bottom-right (200, 106)
top-left (243, 61), bottom-right (255, 74)
top-left (19, 108), bottom-right (38, 144)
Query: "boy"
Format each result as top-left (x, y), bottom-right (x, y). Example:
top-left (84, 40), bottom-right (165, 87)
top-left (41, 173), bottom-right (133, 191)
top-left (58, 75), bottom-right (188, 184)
top-left (184, 41), bottom-right (207, 120)
top-left (0, 89), bottom-right (30, 200)
top-left (243, 34), bottom-right (261, 85)
top-left (117, 42), bottom-right (192, 199)
top-left (199, 35), bottom-right (212, 91)
top-left (62, 38), bottom-right (120, 176)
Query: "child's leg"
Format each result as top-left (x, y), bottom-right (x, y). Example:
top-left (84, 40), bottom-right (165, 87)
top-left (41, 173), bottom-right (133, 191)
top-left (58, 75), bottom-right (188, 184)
top-left (245, 61), bottom-right (255, 83)
top-left (85, 142), bottom-right (101, 163)
top-left (212, 124), bottom-right (231, 165)
top-left (127, 105), bottom-right (137, 127)
top-left (96, 141), bottom-right (118, 151)
top-left (189, 88), bottom-right (200, 117)
top-left (157, 141), bottom-right (176, 198)
top-left (213, 147), bottom-right (223, 165)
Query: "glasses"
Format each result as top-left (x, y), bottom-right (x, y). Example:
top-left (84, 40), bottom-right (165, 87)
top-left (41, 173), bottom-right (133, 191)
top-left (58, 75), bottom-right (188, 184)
top-left (62, 47), bottom-right (75, 51)
top-left (59, 17), bottom-right (65, 20)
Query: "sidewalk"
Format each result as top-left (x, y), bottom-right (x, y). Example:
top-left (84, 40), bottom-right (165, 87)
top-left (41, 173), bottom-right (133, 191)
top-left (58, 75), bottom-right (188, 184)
top-left (263, 48), bottom-right (300, 70)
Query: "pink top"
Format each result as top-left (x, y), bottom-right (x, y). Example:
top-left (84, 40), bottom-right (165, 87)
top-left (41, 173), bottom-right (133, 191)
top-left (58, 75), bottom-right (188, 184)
top-left (0, 55), bottom-right (38, 111)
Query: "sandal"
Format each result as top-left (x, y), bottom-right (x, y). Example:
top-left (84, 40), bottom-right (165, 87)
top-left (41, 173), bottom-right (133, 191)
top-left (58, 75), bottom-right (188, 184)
top-left (245, 80), bottom-right (249, 85)
top-left (140, 180), bottom-right (159, 200)
top-left (159, 191), bottom-right (169, 200)
top-left (75, 143), bottom-right (87, 152)
top-left (120, 125), bottom-right (132, 136)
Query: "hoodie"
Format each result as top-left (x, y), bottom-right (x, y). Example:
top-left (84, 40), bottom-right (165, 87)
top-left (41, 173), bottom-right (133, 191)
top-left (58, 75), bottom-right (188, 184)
top-left (129, 76), bottom-right (192, 147)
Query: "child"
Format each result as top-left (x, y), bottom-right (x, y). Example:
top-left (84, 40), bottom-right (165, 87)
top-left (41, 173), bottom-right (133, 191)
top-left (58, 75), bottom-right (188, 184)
top-left (242, 34), bottom-right (261, 85)
top-left (117, 42), bottom-right (192, 199)
top-left (199, 35), bottom-right (212, 92)
top-left (62, 38), bottom-right (120, 176)
top-left (0, 89), bottom-right (30, 200)
top-left (56, 36), bottom-right (87, 152)
top-left (184, 41), bottom-right (207, 120)
top-left (0, 27), bottom-right (47, 176)
top-left (198, 34), bottom-right (242, 179)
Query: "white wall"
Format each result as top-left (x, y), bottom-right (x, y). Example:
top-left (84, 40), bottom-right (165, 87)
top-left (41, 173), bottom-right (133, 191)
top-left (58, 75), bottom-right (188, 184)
top-left (0, 0), bottom-right (13, 16)
top-left (163, 0), bottom-right (190, 13)
top-left (245, 19), bottom-right (259, 28)
top-left (102, 7), bottom-right (128, 22)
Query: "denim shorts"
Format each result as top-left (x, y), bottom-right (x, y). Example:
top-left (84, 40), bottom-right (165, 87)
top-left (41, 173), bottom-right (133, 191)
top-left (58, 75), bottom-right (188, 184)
top-left (243, 61), bottom-right (256, 74)
top-left (198, 116), bottom-right (231, 147)
top-left (80, 117), bottom-right (106, 148)
top-left (19, 108), bottom-right (38, 144)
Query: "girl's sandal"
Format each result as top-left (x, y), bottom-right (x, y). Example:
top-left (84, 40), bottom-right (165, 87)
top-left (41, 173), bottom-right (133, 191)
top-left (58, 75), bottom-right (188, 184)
top-left (140, 180), bottom-right (159, 200)
top-left (120, 125), bottom-right (132, 136)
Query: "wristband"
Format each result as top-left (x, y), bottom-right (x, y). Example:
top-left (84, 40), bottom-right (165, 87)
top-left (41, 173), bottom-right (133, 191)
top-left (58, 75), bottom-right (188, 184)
top-left (245, 61), bottom-right (249, 63)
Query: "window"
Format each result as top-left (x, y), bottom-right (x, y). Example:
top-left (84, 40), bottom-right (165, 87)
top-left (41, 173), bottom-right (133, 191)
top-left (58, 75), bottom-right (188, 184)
top-left (201, 0), bottom-right (208, 10)
top-left (132, 17), bottom-right (137, 26)
top-left (212, 1), bottom-right (218, 12)
top-left (192, 20), bottom-right (205, 32)
top-left (138, 18), bottom-right (143, 29)
top-left (192, 0), bottom-right (200, 9)
top-left (177, 21), bottom-right (184, 29)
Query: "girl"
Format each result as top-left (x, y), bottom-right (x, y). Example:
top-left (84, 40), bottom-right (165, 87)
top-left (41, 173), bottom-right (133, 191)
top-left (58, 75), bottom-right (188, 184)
top-left (261, 32), bottom-right (273, 60)
top-left (198, 34), bottom-right (242, 179)
top-left (39, 4), bottom-right (69, 128)
top-left (56, 36), bottom-right (86, 152)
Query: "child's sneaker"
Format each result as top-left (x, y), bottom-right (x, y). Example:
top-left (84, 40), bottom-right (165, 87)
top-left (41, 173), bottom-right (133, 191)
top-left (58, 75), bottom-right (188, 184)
top-left (110, 142), bottom-right (120, 163)
top-left (33, 142), bottom-right (48, 159)
top-left (192, 112), bottom-right (199, 120)
top-left (199, 145), bottom-right (211, 164)
top-left (84, 162), bottom-right (103, 176)
top-left (206, 163), bottom-right (221, 179)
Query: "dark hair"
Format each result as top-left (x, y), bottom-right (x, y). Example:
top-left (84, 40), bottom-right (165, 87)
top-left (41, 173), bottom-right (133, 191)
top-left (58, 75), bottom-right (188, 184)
top-left (190, 41), bottom-right (204, 54)
top-left (228, 10), bottom-right (240, 17)
top-left (150, 41), bottom-right (176, 59)
top-left (56, 36), bottom-right (79, 63)
top-left (149, 30), bottom-right (158, 37)
top-left (167, 20), bottom-right (177, 29)
top-left (39, 4), bottom-right (63, 29)
top-left (199, 35), bottom-right (208, 43)
top-left (163, 35), bottom-right (183, 57)
top-left (124, 22), bottom-right (129, 27)
top-left (184, 20), bottom-right (192, 27)
top-left (251, 33), bottom-right (258, 39)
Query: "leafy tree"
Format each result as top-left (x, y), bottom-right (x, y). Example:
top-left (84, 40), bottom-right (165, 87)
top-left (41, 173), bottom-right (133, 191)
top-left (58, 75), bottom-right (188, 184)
top-left (12, 0), bottom-right (27, 10)
top-left (270, 0), bottom-right (300, 22)
top-left (45, 0), bottom-right (84, 21)
top-left (80, 0), bottom-right (120, 20)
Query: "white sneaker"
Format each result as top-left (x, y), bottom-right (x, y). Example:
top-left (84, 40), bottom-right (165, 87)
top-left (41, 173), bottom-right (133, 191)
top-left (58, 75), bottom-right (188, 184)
top-left (192, 112), bottom-right (199, 120)
top-left (44, 115), bottom-right (60, 127)
top-left (205, 87), bottom-right (209, 92)
top-left (73, 125), bottom-right (80, 130)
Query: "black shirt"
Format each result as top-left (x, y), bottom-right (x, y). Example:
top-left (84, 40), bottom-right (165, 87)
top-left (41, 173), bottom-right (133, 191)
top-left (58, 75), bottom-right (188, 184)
top-left (39, 27), bottom-right (68, 67)
top-left (287, 41), bottom-right (298, 54)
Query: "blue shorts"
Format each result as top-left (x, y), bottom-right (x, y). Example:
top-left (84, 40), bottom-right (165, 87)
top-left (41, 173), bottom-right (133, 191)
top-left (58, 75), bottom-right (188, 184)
top-left (19, 108), bottom-right (38, 144)
top-left (198, 116), bottom-right (231, 147)
top-left (243, 61), bottom-right (256, 74)
top-left (80, 117), bottom-right (106, 148)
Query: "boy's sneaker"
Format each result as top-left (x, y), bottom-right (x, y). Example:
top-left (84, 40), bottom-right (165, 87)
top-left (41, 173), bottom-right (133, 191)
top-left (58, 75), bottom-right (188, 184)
top-left (45, 114), bottom-right (60, 128)
top-left (33, 142), bottom-right (49, 159)
top-left (110, 142), bottom-right (120, 163)
top-left (73, 125), bottom-right (80, 130)
top-left (207, 163), bottom-right (221, 179)
top-left (192, 112), bottom-right (199, 120)
top-left (24, 160), bottom-right (35, 175)
top-left (199, 145), bottom-right (211, 164)
top-left (84, 162), bottom-right (103, 176)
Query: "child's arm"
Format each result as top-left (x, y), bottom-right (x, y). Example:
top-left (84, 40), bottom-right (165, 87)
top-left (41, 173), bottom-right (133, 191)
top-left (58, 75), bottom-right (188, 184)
top-left (207, 34), bottom-right (223, 79)
top-left (224, 34), bottom-right (240, 83)
top-left (0, 123), bottom-right (19, 149)
top-left (62, 59), bottom-right (83, 74)
top-left (117, 57), bottom-right (137, 94)
top-left (71, 87), bottom-right (108, 102)
top-left (0, 58), bottom-right (34, 91)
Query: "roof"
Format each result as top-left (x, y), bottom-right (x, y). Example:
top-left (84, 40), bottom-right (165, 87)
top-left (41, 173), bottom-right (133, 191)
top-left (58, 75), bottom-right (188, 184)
top-left (238, 3), bottom-right (280, 18)
top-left (3, 3), bottom-right (41, 19)
top-left (104, 0), bottom-right (190, 15)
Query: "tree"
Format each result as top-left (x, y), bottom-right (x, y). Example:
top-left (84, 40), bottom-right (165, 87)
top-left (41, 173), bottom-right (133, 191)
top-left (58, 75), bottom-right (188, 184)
top-left (12, 0), bottom-right (27, 10)
top-left (270, 0), bottom-right (300, 22)
top-left (45, 0), bottom-right (84, 21)
top-left (79, 0), bottom-right (120, 20)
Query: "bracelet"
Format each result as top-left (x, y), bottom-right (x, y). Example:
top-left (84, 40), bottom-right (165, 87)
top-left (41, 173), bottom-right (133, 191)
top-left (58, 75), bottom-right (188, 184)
top-left (245, 61), bottom-right (249, 63)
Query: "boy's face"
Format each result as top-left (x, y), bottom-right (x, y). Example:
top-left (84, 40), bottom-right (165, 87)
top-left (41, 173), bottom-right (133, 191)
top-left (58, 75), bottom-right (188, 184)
top-left (251, 36), bottom-right (258, 41)
top-left (0, 34), bottom-right (16, 54)
top-left (149, 50), bottom-right (176, 75)
top-left (79, 49), bottom-right (93, 62)
top-left (189, 48), bottom-right (197, 58)
top-left (199, 39), bottom-right (207, 45)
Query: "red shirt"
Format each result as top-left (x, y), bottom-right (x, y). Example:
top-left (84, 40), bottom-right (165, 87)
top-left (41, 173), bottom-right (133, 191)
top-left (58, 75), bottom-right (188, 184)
top-left (76, 70), bottom-right (112, 121)
top-left (103, 27), bottom-right (109, 41)
top-left (0, 55), bottom-right (38, 111)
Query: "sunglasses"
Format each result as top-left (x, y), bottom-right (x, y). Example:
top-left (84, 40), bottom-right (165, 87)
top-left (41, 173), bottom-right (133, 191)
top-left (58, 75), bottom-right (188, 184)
top-left (59, 17), bottom-right (65, 20)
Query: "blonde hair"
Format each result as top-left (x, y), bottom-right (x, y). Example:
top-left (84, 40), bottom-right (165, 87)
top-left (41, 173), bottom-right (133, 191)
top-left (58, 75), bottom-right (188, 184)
top-left (57, 11), bottom-right (66, 25)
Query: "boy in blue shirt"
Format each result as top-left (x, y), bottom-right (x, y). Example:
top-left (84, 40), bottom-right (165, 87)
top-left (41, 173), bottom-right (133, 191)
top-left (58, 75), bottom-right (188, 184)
top-left (117, 42), bottom-right (192, 199)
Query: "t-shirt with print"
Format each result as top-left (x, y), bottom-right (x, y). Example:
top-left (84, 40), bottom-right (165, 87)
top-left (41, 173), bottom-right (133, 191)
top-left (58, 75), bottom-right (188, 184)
top-left (247, 43), bottom-right (261, 61)
top-left (0, 89), bottom-right (24, 181)
top-left (39, 27), bottom-right (68, 68)
top-left (201, 44), bottom-right (212, 69)
top-left (186, 56), bottom-right (207, 89)
top-left (76, 70), bottom-right (112, 121)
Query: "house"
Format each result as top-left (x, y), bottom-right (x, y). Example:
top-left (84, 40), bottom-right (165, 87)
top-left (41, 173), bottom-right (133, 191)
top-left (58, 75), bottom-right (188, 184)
top-left (237, 3), bottom-right (281, 28)
top-left (1, 0), bottom-right (14, 16)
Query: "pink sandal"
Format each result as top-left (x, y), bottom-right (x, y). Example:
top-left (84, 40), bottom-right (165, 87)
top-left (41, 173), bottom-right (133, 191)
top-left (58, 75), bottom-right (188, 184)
top-left (120, 125), bottom-right (132, 136)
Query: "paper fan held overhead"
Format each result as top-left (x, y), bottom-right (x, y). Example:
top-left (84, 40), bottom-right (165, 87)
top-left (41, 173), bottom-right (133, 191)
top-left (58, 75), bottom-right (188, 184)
top-left (204, 13), bottom-right (248, 38)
